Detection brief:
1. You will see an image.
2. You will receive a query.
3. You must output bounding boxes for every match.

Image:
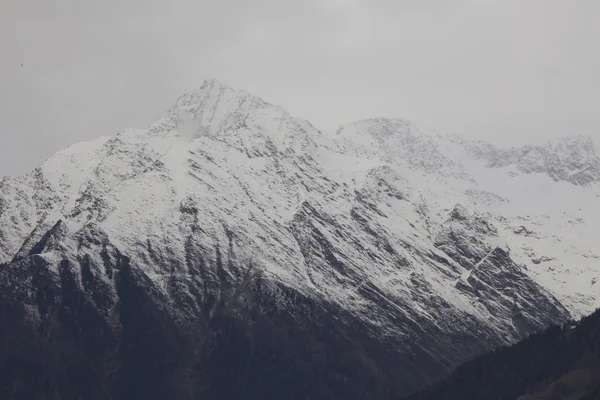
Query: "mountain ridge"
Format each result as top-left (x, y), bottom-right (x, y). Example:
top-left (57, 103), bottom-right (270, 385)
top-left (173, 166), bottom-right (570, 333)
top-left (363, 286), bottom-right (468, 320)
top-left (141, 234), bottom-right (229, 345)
top-left (0, 79), bottom-right (598, 399)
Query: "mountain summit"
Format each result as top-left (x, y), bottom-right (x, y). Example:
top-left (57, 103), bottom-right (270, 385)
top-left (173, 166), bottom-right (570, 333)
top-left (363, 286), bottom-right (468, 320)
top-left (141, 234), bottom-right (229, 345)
top-left (0, 80), bottom-right (598, 399)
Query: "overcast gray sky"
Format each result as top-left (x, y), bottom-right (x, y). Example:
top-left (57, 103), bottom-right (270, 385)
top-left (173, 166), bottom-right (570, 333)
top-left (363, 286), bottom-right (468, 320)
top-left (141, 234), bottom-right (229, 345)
top-left (1, 0), bottom-right (599, 176)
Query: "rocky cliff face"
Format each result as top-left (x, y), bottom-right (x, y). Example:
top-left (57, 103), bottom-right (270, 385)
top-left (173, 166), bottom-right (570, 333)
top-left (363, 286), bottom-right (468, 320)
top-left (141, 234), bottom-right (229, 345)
top-left (0, 79), bottom-right (596, 399)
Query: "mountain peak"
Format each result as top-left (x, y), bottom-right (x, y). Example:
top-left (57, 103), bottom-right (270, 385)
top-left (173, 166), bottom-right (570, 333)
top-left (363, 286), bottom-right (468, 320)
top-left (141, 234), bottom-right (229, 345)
top-left (196, 78), bottom-right (251, 97)
top-left (1, 80), bottom-right (599, 399)
top-left (336, 117), bottom-right (417, 136)
top-left (146, 80), bottom-right (293, 139)
top-left (173, 78), bottom-right (262, 115)
top-left (554, 134), bottom-right (598, 156)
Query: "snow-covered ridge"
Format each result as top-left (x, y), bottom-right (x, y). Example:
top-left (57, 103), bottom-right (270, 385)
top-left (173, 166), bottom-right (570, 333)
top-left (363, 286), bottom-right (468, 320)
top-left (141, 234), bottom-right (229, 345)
top-left (455, 134), bottom-right (600, 186)
top-left (0, 79), bottom-right (598, 343)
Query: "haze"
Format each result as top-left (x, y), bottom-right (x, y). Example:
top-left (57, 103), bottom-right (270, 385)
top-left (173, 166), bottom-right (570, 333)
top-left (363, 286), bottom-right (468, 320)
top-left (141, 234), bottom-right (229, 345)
top-left (1, 0), bottom-right (599, 176)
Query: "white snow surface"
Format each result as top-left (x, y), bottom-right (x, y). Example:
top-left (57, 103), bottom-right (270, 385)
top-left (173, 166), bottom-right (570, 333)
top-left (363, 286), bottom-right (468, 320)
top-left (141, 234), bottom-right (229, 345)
top-left (0, 79), bottom-right (599, 327)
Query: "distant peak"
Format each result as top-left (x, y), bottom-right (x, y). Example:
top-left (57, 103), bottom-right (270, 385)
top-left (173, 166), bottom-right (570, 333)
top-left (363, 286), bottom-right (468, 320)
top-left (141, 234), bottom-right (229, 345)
top-left (200, 77), bottom-right (221, 87)
top-left (555, 134), bottom-right (597, 149)
top-left (343, 117), bottom-right (413, 128)
top-left (336, 117), bottom-right (422, 138)
top-left (172, 79), bottom-right (261, 111)
top-left (197, 79), bottom-right (256, 99)
top-left (147, 79), bottom-right (298, 138)
top-left (198, 78), bottom-right (240, 96)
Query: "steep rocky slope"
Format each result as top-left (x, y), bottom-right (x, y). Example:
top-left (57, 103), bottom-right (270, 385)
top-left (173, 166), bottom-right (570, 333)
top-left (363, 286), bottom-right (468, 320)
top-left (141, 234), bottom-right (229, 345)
top-left (0, 79), bottom-right (597, 399)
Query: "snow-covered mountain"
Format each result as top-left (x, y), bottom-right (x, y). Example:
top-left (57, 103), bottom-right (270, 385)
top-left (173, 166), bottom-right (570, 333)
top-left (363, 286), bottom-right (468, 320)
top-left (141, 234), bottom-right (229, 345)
top-left (0, 79), bottom-right (598, 399)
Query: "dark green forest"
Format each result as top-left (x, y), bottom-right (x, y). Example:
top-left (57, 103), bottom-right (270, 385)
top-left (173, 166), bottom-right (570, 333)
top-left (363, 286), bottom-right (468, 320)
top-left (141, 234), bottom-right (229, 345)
top-left (405, 308), bottom-right (600, 400)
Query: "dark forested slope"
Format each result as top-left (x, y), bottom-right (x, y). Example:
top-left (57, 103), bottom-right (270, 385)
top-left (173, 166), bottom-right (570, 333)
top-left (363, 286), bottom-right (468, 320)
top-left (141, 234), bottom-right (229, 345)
top-left (406, 308), bottom-right (600, 400)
